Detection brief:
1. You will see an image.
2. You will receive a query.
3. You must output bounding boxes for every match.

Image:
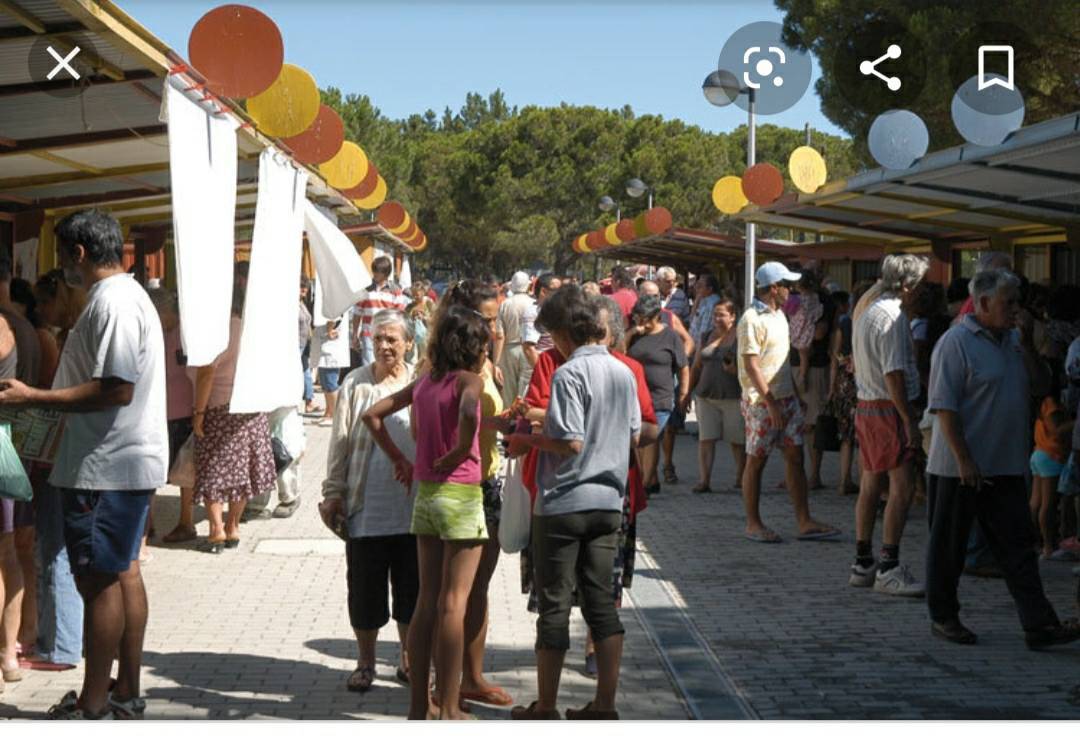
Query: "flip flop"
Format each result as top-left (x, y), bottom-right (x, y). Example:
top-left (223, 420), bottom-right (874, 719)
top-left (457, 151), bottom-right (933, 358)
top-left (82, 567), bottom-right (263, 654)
top-left (347, 665), bottom-right (375, 693)
top-left (796, 526), bottom-right (841, 541)
top-left (20, 657), bottom-right (76, 672)
top-left (460, 686), bottom-right (514, 707)
top-left (744, 530), bottom-right (783, 544)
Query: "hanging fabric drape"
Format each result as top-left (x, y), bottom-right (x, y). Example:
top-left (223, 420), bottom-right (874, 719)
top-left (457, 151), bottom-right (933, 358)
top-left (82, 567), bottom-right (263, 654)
top-left (161, 78), bottom-right (239, 367)
top-left (13, 238), bottom-right (38, 282)
top-left (398, 255), bottom-right (412, 290)
top-left (303, 200), bottom-right (371, 321)
top-left (229, 149), bottom-right (309, 413)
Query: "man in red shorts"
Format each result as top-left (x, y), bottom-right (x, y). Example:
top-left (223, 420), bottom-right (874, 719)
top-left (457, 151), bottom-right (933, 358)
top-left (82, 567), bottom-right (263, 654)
top-left (849, 254), bottom-right (928, 596)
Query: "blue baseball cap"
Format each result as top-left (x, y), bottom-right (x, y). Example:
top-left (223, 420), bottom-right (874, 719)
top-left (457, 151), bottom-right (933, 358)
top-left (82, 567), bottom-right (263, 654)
top-left (755, 262), bottom-right (802, 288)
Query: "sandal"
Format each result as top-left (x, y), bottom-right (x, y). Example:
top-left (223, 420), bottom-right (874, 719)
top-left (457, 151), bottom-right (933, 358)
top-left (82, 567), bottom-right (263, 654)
top-left (510, 700), bottom-right (562, 720)
top-left (565, 701), bottom-right (619, 721)
top-left (663, 465), bottom-right (678, 484)
top-left (162, 524), bottom-right (197, 544)
top-left (691, 483), bottom-right (711, 494)
top-left (201, 538), bottom-right (225, 555)
top-left (460, 685), bottom-right (514, 706)
top-left (347, 665), bottom-right (376, 693)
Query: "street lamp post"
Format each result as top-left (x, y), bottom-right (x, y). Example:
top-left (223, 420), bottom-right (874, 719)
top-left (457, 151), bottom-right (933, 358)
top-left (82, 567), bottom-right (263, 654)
top-left (703, 70), bottom-right (757, 309)
top-left (625, 178), bottom-right (653, 210)
top-left (597, 195), bottom-right (621, 281)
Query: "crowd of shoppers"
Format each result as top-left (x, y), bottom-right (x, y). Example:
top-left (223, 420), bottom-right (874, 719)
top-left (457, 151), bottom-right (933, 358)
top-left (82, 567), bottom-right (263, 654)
top-left (1, 207), bottom-right (1078, 722)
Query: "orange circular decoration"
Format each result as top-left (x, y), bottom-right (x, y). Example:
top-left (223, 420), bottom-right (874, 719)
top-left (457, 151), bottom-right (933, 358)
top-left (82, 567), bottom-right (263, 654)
top-left (586, 230), bottom-right (606, 250)
top-left (641, 207), bottom-right (673, 234)
top-left (390, 214), bottom-right (412, 236)
top-left (399, 222), bottom-right (420, 243)
top-left (188, 5), bottom-right (283, 99)
top-left (280, 105), bottom-right (345, 165)
top-left (615, 219), bottom-right (636, 242)
top-left (341, 161), bottom-right (379, 199)
top-left (412, 234), bottom-right (428, 252)
top-left (377, 201), bottom-right (407, 231)
top-left (353, 176), bottom-right (387, 210)
top-left (741, 163), bottom-right (785, 206)
top-left (631, 214), bottom-right (651, 238)
top-left (405, 230), bottom-right (425, 248)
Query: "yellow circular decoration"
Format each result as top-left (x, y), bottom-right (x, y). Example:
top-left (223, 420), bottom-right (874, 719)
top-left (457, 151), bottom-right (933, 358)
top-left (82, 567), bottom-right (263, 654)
top-left (575, 234), bottom-right (591, 254)
top-left (352, 175), bottom-right (387, 210)
top-left (390, 213), bottom-right (412, 236)
top-left (788, 145), bottom-right (828, 194)
top-left (320, 142), bottom-right (369, 190)
top-left (603, 223), bottom-right (622, 246)
top-left (712, 175), bottom-right (748, 215)
top-left (246, 63), bottom-right (320, 138)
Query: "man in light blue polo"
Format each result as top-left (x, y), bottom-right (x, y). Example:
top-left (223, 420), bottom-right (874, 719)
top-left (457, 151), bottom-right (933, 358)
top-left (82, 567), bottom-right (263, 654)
top-left (925, 269), bottom-right (1079, 649)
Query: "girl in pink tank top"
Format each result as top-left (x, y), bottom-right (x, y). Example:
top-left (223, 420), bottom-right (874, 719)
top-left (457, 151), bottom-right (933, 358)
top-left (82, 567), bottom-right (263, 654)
top-left (363, 305), bottom-right (489, 719)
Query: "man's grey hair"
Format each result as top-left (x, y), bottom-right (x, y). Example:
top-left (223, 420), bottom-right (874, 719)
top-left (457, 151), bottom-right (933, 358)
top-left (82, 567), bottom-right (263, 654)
top-left (591, 295), bottom-right (624, 349)
top-left (880, 254), bottom-right (929, 292)
top-left (372, 309), bottom-right (414, 343)
top-left (976, 251), bottom-right (1012, 272)
top-left (656, 266), bottom-right (677, 281)
top-left (969, 269), bottom-right (1020, 304)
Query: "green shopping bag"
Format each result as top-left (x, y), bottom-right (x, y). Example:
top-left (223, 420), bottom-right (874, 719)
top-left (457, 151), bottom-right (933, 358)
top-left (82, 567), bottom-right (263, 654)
top-left (0, 422), bottom-right (32, 501)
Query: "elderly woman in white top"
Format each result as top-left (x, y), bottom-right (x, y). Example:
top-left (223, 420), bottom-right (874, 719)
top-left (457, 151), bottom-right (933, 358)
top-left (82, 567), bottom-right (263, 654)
top-left (319, 310), bottom-right (418, 693)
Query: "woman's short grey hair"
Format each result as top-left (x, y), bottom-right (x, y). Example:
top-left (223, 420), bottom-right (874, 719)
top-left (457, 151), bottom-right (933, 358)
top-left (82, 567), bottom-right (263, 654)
top-left (656, 266), bottom-right (677, 281)
top-left (591, 295), bottom-right (624, 348)
top-left (880, 254), bottom-right (929, 292)
top-left (631, 293), bottom-right (663, 320)
top-left (969, 269), bottom-right (1020, 303)
top-left (372, 309), bottom-right (414, 343)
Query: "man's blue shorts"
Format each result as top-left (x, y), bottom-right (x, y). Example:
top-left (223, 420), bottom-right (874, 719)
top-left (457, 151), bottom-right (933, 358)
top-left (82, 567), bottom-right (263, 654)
top-left (62, 489), bottom-right (152, 577)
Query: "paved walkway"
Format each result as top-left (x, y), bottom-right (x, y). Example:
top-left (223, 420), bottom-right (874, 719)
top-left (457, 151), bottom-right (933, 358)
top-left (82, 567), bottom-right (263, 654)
top-left (639, 428), bottom-right (1080, 719)
top-left (0, 422), bottom-right (689, 720)
top-left (4, 421), bottom-right (1079, 719)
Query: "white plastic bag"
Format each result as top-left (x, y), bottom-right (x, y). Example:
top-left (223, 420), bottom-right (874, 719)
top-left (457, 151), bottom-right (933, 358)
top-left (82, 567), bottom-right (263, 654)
top-left (498, 456), bottom-right (531, 554)
top-left (168, 434), bottom-right (196, 489)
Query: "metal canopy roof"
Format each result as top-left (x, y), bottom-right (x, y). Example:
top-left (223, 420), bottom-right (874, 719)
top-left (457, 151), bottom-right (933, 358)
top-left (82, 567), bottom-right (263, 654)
top-left (588, 226), bottom-right (871, 272)
top-left (736, 113), bottom-right (1080, 253)
top-left (0, 0), bottom-right (362, 235)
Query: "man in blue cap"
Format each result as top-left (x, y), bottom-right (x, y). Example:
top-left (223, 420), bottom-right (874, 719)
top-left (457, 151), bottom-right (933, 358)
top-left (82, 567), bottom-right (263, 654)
top-left (736, 262), bottom-right (840, 543)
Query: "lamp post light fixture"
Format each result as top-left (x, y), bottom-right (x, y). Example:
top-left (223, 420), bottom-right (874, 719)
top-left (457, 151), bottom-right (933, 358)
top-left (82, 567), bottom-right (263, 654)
top-left (598, 195), bottom-right (620, 221)
top-left (703, 68), bottom-right (757, 308)
top-left (624, 178), bottom-right (653, 209)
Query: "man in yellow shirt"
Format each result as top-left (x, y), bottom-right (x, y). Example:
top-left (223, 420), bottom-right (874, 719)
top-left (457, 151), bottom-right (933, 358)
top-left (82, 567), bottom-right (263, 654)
top-left (737, 263), bottom-right (840, 544)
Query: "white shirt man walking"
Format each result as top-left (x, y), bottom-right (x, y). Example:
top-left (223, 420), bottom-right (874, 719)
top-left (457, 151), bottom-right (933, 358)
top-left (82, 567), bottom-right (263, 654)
top-left (0, 208), bottom-right (168, 718)
top-left (849, 254), bottom-right (928, 596)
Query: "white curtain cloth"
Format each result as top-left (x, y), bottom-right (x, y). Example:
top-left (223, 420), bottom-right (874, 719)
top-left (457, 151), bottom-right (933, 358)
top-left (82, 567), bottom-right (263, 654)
top-left (304, 200), bottom-right (371, 321)
top-left (399, 255), bottom-right (412, 291)
top-left (13, 238), bottom-right (37, 282)
top-left (229, 149), bottom-right (309, 413)
top-left (162, 79), bottom-right (239, 367)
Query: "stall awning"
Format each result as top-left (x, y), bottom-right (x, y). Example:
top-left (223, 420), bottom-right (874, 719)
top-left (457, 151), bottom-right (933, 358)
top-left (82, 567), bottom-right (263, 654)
top-left (733, 113), bottom-right (1080, 256)
top-left (582, 226), bottom-right (882, 272)
top-left (0, 0), bottom-right (359, 232)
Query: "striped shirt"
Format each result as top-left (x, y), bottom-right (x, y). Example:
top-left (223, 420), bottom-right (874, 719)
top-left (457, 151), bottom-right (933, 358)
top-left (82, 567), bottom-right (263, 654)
top-left (353, 281), bottom-right (408, 361)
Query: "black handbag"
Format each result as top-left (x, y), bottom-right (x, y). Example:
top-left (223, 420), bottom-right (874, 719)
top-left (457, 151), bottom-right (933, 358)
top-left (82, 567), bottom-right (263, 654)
top-left (813, 410), bottom-right (841, 452)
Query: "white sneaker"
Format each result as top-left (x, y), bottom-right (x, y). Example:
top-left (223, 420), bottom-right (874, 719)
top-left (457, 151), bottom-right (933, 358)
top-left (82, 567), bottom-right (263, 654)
top-left (873, 564), bottom-right (925, 597)
top-left (849, 561), bottom-right (877, 587)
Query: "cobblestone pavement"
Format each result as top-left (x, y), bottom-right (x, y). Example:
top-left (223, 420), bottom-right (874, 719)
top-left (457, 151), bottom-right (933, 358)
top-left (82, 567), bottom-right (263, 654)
top-left (638, 428), bottom-right (1080, 719)
top-left (0, 422), bottom-right (689, 720)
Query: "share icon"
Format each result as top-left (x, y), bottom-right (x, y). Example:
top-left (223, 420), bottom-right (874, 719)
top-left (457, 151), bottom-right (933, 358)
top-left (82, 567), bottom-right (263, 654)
top-left (859, 44), bottom-right (902, 91)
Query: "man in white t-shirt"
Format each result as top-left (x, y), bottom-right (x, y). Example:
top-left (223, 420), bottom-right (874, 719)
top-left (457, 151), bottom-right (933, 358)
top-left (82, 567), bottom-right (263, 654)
top-left (0, 209), bottom-right (167, 719)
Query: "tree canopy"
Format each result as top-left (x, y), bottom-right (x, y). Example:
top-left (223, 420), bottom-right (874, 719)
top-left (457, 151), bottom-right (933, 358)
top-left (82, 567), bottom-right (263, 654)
top-left (323, 88), bottom-right (860, 276)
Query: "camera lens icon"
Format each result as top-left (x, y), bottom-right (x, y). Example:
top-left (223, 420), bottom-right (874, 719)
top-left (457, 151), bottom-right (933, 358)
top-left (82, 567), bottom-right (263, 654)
top-left (744, 46), bottom-right (786, 89)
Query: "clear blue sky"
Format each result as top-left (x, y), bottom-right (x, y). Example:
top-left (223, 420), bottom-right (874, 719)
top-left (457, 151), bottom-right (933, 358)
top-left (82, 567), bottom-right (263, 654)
top-left (121, 0), bottom-right (847, 138)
